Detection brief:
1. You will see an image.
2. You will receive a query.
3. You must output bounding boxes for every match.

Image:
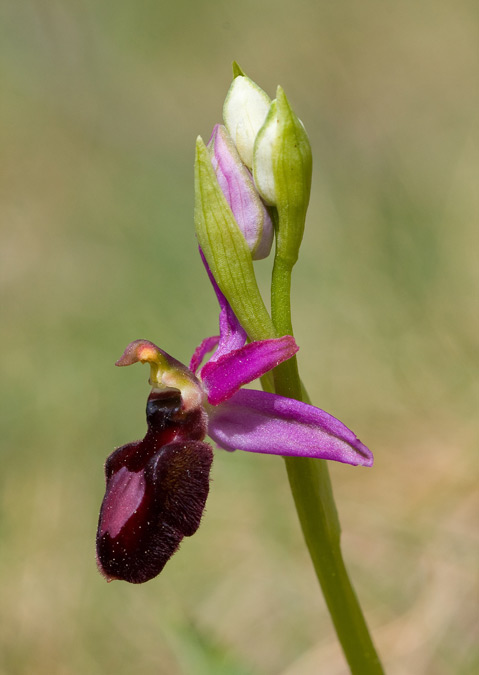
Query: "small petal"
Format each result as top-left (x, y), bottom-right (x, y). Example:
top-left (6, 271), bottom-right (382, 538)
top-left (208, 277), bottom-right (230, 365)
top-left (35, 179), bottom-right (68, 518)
top-left (209, 125), bottom-right (273, 260)
top-left (207, 389), bottom-right (373, 467)
top-left (201, 336), bottom-right (298, 405)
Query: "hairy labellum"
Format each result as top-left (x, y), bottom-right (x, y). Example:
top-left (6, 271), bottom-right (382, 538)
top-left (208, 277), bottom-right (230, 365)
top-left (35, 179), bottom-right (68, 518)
top-left (96, 390), bottom-right (213, 583)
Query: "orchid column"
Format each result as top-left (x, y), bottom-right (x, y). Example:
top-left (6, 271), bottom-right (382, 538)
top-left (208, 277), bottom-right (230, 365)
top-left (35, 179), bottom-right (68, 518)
top-left (195, 64), bottom-right (384, 675)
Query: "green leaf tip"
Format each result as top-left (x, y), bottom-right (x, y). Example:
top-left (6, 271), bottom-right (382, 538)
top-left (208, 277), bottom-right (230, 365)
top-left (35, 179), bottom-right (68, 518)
top-left (232, 61), bottom-right (246, 78)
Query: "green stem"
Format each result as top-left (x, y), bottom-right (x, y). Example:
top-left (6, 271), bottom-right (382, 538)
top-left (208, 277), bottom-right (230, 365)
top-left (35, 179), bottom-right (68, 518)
top-left (270, 255), bottom-right (385, 675)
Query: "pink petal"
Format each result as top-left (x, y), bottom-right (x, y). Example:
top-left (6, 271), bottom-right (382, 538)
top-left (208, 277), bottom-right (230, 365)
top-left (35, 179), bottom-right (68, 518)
top-left (207, 389), bottom-right (373, 467)
top-left (201, 336), bottom-right (298, 405)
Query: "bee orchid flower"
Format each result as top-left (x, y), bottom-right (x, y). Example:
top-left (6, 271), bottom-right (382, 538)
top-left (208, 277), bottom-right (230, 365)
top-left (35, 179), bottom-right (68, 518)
top-left (96, 256), bottom-right (373, 584)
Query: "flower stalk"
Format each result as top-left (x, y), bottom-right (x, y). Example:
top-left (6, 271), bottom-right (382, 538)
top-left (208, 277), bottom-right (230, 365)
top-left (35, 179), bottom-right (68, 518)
top-left (218, 235), bottom-right (384, 672)
top-left (270, 258), bottom-right (385, 675)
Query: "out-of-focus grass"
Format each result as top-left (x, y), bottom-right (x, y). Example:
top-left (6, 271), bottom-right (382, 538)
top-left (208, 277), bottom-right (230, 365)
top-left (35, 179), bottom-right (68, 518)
top-left (0, 1), bottom-right (477, 673)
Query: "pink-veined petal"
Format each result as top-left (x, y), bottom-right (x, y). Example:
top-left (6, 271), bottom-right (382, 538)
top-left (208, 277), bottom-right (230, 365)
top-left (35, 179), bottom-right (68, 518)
top-left (206, 389), bottom-right (373, 467)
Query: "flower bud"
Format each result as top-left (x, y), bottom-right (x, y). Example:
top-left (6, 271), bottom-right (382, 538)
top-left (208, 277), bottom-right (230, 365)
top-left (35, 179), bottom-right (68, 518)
top-left (208, 124), bottom-right (273, 260)
top-left (223, 75), bottom-right (271, 169)
top-left (253, 87), bottom-right (312, 266)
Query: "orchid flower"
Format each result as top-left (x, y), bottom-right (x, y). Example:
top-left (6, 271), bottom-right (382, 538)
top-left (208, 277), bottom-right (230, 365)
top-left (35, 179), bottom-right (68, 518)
top-left (96, 254), bottom-right (373, 584)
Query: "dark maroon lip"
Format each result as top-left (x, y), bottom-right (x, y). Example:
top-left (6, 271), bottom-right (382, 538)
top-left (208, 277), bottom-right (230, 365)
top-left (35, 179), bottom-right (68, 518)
top-left (96, 389), bottom-right (213, 584)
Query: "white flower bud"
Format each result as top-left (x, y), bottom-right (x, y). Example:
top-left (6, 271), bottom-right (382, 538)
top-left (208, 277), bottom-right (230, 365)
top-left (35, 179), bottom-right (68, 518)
top-left (223, 76), bottom-right (271, 169)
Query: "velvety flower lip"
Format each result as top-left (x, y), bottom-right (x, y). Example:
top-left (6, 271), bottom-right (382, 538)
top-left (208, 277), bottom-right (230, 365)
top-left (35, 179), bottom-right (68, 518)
top-left (97, 389), bottom-right (213, 584)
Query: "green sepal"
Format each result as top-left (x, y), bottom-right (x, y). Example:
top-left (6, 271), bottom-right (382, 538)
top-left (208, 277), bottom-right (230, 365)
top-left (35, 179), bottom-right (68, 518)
top-left (194, 136), bottom-right (275, 341)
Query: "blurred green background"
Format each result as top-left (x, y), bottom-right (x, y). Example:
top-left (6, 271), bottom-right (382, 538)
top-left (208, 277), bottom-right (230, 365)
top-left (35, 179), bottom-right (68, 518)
top-left (1, 0), bottom-right (477, 673)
